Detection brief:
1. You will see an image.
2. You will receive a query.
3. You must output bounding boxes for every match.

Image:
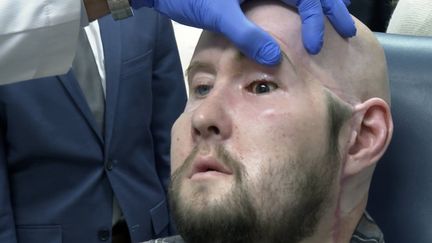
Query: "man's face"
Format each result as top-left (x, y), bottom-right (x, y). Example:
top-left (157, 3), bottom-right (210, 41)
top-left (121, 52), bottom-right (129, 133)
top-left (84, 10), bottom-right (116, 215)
top-left (169, 28), bottom-right (348, 242)
top-left (169, 1), bottom-right (361, 238)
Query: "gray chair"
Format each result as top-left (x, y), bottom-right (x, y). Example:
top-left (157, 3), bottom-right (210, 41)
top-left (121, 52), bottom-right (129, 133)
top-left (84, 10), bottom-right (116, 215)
top-left (367, 33), bottom-right (432, 243)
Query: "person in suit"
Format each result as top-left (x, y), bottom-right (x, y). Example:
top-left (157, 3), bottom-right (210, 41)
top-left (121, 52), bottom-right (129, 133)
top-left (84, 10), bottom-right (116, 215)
top-left (0, 7), bottom-right (186, 243)
top-left (150, 0), bottom-right (393, 242)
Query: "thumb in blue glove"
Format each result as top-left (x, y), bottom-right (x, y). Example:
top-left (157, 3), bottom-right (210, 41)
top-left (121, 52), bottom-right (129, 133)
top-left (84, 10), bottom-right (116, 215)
top-left (130, 0), bottom-right (282, 66)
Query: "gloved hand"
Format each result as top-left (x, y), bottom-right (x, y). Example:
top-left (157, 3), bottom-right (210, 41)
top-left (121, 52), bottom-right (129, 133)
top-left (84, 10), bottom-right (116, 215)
top-left (130, 0), bottom-right (356, 65)
top-left (281, 0), bottom-right (356, 54)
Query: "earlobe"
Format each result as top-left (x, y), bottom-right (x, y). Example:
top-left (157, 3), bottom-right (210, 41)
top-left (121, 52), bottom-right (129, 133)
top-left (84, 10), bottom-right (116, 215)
top-left (344, 98), bottom-right (393, 177)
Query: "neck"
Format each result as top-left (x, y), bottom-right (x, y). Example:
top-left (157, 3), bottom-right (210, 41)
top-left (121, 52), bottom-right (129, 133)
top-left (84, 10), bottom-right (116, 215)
top-left (298, 192), bottom-right (368, 243)
top-left (332, 196), bottom-right (368, 243)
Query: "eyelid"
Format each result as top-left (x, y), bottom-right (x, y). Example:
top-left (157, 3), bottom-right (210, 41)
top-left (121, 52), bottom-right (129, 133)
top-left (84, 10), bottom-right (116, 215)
top-left (188, 71), bottom-right (215, 85)
top-left (186, 62), bottom-right (216, 85)
top-left (248, 73), bottom-right (277, 82)
top-left (247, 74), bottom-right (280, 87)
top-left (187, 70), bottom-right (216, 80)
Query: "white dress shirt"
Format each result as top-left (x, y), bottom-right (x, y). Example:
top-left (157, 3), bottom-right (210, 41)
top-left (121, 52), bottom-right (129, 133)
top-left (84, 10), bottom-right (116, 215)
top-left (84, 20), bottom-right (106, 96)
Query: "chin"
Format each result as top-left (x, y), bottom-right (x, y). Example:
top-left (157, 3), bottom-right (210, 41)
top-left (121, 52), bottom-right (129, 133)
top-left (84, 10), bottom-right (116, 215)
top-left (186, 180), bottom-right (234, 203)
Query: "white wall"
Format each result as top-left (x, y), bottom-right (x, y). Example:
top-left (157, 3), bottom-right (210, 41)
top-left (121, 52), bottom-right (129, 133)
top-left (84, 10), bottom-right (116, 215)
top-left (172, 22), bottom-right (202, 74)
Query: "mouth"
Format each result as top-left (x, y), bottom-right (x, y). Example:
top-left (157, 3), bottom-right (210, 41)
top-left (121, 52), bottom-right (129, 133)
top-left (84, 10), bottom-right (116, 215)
top-left (188, 157), bottom-right (233, 180)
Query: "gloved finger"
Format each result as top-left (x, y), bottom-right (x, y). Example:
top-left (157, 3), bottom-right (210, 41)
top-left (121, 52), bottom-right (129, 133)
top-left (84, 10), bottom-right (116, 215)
top-left (297, 0), bottom-right (325, 54)
top-left (321, 0), bottom-right (356, 37)
top-left (218, 6), bottom-right (281, 66)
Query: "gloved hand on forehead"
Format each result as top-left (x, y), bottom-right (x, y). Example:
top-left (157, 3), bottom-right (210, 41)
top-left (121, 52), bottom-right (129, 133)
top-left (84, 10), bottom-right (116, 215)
top-left (130, 0), bottom-right (356, 65)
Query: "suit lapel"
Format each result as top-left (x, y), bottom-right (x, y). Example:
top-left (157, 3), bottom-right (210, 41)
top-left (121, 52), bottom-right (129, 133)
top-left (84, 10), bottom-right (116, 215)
top-left (58, 71), bottom-right (104, 144)
top-left (99, 16), bottom-right (122, 153)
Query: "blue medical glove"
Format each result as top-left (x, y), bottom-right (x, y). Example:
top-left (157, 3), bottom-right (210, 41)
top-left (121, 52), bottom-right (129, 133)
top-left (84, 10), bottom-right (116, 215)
top-left (281, 0), bottom-right (356, 54)
top-left (130, 0), bottom-right (356, 65)
top-left (130, 0), bottom-right (281, 66)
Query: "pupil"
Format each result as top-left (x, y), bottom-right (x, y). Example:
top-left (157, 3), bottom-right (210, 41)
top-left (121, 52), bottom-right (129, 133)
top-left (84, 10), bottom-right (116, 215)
top-left (257, 84), bottom-right (269, 93)
top-left (197, 86), bottom-right (210, 96)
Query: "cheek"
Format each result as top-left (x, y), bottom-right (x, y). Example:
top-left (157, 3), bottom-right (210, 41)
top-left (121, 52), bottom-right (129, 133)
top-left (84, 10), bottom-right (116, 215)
top-left (230, 98), bottom-right (328, 169)
top-left (232, 108), bottom-right (304, 156)
top-left (226, 112), bottom-right (294, 182)
top-left (170, 114), bottom-right (193, 173)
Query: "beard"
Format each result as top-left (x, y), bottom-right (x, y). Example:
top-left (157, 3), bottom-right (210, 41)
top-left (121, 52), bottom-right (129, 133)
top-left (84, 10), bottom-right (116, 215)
top-left (169, 145), bottom-right (339, 243)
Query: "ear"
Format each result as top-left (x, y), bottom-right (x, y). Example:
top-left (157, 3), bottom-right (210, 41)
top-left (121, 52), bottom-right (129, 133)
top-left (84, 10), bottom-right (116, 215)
top-left (343, 98), bottom-right (393, 177)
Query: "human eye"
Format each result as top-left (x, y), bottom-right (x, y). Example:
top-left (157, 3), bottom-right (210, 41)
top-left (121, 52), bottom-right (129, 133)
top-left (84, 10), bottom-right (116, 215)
top-left (188, 71), bottom-right (215, 99)
top-left (247, 80), bottom-right (279, 94)
top-left (193, 84), bottom-right (213, 98)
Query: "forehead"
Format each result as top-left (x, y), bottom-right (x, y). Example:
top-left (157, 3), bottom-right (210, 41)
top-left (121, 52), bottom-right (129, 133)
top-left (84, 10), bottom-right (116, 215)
top-left (191, 32), bottom-right (294, 72)
top-left (243, 2), bottom-right (303, 47)
top-left (190, 3), bottom-right (306, 76)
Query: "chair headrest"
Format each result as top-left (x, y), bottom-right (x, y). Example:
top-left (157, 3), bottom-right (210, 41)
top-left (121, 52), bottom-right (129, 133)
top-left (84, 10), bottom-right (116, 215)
top-left (367, 33), bottom-right (432, 243)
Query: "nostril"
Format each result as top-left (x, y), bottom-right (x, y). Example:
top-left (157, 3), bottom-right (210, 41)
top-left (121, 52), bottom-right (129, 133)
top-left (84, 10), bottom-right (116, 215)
top-left (208, 126), bottom-right (220, 135)
top-left (193, 127), bottom-right (201, 136)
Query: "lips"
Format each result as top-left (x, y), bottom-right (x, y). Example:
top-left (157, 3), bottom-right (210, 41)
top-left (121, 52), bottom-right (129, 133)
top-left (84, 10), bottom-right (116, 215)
top-left (188, 157), bottom-right (233, 179)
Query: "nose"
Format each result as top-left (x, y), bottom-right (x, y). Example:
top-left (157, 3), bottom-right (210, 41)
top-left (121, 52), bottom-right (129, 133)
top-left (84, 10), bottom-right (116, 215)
top-left (191, 95), bottom-right (233, 142)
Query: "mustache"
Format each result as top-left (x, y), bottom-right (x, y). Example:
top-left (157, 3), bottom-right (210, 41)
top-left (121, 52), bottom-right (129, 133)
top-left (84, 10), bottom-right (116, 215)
top-left (172, 144), bottom-right (246, 182)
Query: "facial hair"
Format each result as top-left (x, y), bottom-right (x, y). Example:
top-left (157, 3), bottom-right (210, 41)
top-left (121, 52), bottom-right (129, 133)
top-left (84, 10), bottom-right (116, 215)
top-left (169, 145), bottom-right (339, 243)
top-left (254, 151), bottom-right (338, 243)
top-left (169, 145), bottom-right (258, 243)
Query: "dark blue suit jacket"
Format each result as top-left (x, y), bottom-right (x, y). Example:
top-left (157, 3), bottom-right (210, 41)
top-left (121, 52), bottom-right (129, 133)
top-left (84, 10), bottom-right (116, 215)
top-left (0, 9), bottom-right (187, 243)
